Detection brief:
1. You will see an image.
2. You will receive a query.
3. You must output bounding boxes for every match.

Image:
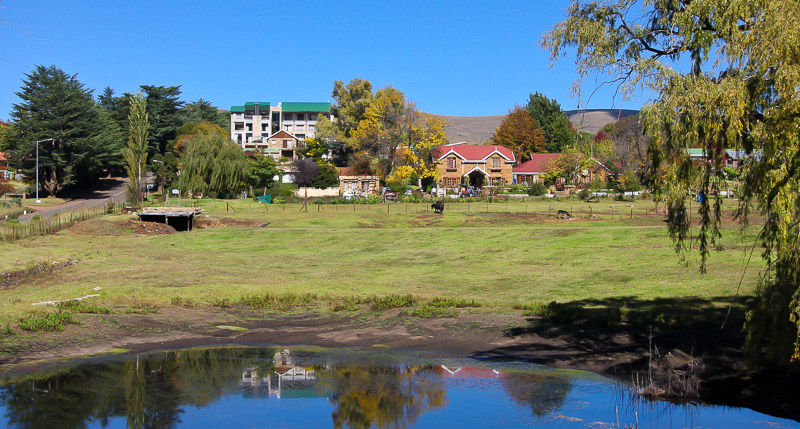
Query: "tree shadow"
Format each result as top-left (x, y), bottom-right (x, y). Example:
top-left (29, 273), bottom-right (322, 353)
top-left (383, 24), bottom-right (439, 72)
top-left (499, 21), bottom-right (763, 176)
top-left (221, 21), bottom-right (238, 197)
top-left (473, 295), bottom-right (800, 421)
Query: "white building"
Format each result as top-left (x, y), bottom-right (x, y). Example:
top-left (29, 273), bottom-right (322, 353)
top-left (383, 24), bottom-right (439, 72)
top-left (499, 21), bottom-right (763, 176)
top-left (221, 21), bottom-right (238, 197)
top-left (230, 101), bottom-right (332, 149)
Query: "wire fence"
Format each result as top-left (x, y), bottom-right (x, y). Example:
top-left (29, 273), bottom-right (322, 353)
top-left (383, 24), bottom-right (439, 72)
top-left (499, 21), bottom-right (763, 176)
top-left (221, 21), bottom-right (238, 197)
top-left (235, 198), bottom-right (750, 224)
top-left (0, 203), bottom-right (124, 242)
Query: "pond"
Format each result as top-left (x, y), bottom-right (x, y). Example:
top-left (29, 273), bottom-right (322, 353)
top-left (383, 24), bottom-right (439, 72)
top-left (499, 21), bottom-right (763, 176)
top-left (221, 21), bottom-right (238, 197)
top-left (0, 346), bottom-right (796, 428)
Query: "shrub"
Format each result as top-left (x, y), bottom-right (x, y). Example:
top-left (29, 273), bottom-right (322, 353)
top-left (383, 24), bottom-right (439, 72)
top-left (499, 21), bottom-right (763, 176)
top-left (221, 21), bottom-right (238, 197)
top-left (19, 312), bottom-right (74, 332)
top-left (578, 189), bottom-right (592, 201)
top-left (371, 294), bottom-right (415, 310)
top-left (58, 300), bottom-right (112, 314)
top-left (528, 182), bottom-right (548, 196)
top-left (240, 292), bottom-right (318, 312)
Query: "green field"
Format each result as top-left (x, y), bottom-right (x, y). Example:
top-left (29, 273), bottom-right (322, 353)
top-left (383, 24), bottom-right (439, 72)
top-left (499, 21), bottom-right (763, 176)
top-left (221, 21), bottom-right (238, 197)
top-left (0, 197), bottom-right (762, 328)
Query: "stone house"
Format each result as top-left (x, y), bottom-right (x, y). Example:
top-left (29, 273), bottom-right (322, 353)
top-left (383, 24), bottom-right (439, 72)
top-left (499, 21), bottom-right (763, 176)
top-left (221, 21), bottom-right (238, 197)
top-left (338, 167), bottom-right (379, 196)
top-left (434, 144), bottom-right (516, 188)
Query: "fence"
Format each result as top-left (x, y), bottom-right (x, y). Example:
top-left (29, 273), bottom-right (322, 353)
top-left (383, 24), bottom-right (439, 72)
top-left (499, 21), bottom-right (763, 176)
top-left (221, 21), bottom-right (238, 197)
top-left (251, 198), bottom-right (744, 222)
top-left (0, 202), bottom-right (123, 242)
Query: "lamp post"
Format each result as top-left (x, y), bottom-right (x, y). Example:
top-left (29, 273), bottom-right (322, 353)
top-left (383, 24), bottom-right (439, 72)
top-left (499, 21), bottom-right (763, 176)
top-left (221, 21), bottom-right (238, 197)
top-left (35, 138), bottom-right (54, 203)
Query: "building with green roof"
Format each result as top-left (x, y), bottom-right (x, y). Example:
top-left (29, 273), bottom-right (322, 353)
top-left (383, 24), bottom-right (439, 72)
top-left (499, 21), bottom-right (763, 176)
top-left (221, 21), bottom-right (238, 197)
top-left (230, 100), bottom-right (331, 149)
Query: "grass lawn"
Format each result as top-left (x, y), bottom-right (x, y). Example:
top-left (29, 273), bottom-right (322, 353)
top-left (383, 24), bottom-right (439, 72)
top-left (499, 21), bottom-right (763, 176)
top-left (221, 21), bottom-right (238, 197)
top-left (0, 197), bottom-right (763, 328)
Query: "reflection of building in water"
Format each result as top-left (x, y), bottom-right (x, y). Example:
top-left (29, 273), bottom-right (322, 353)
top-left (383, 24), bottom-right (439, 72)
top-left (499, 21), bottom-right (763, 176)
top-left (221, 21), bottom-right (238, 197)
top-left (241, 349), bottom-right (319, 399)
top-left (434, 365), bottom-right (507, 378)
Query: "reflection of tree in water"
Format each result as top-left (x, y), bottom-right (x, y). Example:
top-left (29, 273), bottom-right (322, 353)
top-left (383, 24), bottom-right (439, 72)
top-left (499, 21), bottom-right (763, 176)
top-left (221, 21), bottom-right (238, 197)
top-left (317, 365), bottom-right (447, 429)
top-left (501, 372), bottom-right (573, 418)
top-left (0, 347), bottom-right (276, 429)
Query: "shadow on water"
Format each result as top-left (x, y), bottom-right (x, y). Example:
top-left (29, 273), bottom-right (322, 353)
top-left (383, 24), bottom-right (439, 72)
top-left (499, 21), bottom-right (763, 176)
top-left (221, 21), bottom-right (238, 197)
top-left (0, 345), bottom-right (795, 428)
top-left (475, 295), bottom-right (800, 421)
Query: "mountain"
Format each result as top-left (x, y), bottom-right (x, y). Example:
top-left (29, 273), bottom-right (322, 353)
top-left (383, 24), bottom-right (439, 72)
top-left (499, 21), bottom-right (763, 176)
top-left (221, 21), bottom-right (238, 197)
top-left (434, 109), bottom-right (639, 144)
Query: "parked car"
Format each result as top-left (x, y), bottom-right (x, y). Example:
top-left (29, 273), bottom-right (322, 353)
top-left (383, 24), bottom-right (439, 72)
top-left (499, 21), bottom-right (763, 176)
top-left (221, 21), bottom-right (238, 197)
top-left (343, 190), bottom-right (360, 200)
top-left (384, 190), bottom-right (398, 201)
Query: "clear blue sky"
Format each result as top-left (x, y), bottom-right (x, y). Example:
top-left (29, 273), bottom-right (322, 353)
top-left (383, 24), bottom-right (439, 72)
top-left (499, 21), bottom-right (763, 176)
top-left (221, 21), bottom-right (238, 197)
top-left (2, 0), bottom-right (649, 119)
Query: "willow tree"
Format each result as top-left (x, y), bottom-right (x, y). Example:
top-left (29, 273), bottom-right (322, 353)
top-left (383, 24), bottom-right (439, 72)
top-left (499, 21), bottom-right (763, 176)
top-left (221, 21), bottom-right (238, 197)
top-left (544, 0), bottom-right (800, 364)
top-left (177, 133), bottom-right (249, 198)
top-left (123, 92), bottom-right (149, 206)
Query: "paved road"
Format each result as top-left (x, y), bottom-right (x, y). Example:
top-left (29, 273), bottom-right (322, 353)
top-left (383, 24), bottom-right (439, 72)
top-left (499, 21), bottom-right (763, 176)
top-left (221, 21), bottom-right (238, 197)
top-left (18, 178), bottom-right (128, 223)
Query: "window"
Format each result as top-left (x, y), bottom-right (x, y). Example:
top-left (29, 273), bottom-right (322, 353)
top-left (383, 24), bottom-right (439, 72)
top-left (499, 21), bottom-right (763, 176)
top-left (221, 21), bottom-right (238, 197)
top-left (447, 157), bottom-right (456, 170)
top-left (491, 157), bottom-right (501, 170)
top-left (445, 177), bottom-right (459, 187)
top-left (284, 113), bottom-right (293, 121)
top-left (297, 114), bottom-right (305, 121)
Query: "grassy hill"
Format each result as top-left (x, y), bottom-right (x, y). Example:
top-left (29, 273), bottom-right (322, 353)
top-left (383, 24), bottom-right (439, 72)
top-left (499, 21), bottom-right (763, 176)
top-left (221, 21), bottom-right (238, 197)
top-left (434, 109), bottom-right (639, 144)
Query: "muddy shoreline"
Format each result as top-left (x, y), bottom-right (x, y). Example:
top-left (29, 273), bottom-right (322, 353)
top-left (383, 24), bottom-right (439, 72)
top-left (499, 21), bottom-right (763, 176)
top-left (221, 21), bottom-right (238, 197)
top-left (0, 308), bottom-right (798, 422)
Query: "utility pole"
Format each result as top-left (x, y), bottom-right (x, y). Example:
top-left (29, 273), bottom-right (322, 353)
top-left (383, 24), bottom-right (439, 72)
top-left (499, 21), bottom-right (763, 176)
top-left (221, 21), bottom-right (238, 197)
top-left (35, 138), bottom-right (54, 203)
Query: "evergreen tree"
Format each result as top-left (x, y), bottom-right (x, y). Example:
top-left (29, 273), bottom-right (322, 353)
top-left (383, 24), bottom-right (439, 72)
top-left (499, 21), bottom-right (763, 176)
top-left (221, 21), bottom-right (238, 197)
top-left (140, 85), bottom-right (184, 156)
top-left (181, 99), bottom-right (229, 130)
top-left (526, 92), bottom-right (575, 153)
top-left (3, 65), bottom-right (121, 196)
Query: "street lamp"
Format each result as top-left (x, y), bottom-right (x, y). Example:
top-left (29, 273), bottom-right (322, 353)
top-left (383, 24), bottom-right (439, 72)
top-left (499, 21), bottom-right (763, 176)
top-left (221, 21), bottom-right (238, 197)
top-left (35, 138), bottom-right (54, 203)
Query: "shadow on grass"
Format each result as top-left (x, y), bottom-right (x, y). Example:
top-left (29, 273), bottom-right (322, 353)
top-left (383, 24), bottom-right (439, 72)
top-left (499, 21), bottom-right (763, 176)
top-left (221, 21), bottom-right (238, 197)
top-left (480, 295), bottom-right (755, 371)
top-left (475, 295), bottom-right (800, 421)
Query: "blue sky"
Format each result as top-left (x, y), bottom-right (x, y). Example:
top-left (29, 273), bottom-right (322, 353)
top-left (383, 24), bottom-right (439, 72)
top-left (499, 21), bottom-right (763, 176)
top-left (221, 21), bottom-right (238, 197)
top-left (2, 0), bottom-right (650, 119)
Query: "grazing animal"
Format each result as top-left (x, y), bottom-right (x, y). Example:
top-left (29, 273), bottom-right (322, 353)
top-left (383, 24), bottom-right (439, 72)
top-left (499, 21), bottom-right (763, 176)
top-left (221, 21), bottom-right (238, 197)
top-left (556, 209), bottom-right (571, 219)
top-left (431, 201), bottom-right (445, 214)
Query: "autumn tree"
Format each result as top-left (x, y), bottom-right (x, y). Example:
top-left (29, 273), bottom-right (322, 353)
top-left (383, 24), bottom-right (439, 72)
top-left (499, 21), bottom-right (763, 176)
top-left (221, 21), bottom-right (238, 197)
top-left (351, 87), bottom-right (412, 178)
top-left (316, 78), bottom-right (376, 166)
top-left (491, 105), bottom-right (546, 162)
top-left (544, 0), bottom-right (800, 364)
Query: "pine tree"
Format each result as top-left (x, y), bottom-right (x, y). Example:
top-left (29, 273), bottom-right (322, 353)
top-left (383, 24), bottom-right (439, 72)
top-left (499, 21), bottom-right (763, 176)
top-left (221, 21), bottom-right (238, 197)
top-left (3, 65), bottom-right (120, 196)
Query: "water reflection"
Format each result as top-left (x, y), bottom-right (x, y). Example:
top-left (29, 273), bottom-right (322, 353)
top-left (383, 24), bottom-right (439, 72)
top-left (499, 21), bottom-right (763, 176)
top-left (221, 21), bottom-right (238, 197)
top-left (0, 346), bottom-right (795, 429)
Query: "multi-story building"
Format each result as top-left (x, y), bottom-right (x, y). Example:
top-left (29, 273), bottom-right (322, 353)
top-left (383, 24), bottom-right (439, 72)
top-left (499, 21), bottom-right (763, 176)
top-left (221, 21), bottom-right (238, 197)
top-left (229, 101), bottom-right (332, 160)
top-left (434, 143), bottom-right (516, 187)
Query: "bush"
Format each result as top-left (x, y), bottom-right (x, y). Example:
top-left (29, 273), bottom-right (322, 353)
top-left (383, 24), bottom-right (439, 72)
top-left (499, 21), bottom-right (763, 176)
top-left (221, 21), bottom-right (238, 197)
top-left (578, 189), bottom-right (592, 201)
top-left (528, 182), bottom-right (548, 196)
top-left (723, 166), bottom-right (738, 180)
top-left (19, 312), bottom-right (74, 332)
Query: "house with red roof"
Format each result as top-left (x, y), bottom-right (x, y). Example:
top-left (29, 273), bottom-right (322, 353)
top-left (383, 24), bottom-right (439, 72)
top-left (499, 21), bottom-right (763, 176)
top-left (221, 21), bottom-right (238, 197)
top-left (434, 143), bottom-right (516, 188)
top-left (512, 153), bottom-right (561, 186)
top-left (0, 152), bottom-right (13, 180)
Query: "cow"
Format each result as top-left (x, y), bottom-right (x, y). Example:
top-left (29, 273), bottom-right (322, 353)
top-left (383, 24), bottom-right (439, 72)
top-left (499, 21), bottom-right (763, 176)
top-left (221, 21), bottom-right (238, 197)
top-left (556, 209), bottom-right (571, 219)
top-left (431, 200), bottom-right (445, 214)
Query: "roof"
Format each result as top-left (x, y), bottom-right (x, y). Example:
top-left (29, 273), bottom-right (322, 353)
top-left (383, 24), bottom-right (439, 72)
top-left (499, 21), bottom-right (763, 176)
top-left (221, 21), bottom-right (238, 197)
top-left (337, 167), bottom-right (354, 176)
top-left (266, 130), bottom-right (299, 140)
top-left (434, 144), bottom-right (515, 162)
top-left (512, 154), bottom-right (561, 174)
top-left (282, 102), bottom-right (331, 112)
top-left (230, 106), bottom-right (245, 113)
top-left (244, 102), bottom-right (270, 108)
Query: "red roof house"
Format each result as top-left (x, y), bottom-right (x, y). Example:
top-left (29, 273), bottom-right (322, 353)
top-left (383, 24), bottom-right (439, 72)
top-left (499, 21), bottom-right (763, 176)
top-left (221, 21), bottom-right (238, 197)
top-left (435, 144), bottom-right (516, 187)
top-left (512, 153), bottom-right (561, 185)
